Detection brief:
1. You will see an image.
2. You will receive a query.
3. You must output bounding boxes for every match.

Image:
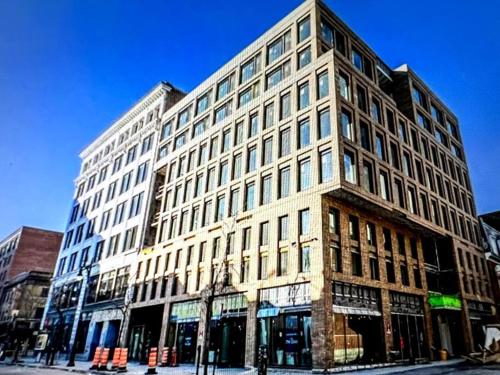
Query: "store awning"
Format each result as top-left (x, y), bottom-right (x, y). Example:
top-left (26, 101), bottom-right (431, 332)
top-left (333, 305), bottom-right (381, 316)
top-left (257, 307), bottom-right (280, 318)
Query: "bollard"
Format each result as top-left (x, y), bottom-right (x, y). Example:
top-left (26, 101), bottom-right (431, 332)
top-left (117, 347), bottom-right (128, 373)
top-left (145, 347), bottom-right (158, 375)
top-left (98, 347), bottom-right (110, 371)
top-left (257, 345), bottom-right (268, 375)
top-left (90, 347), bottom-right (102, 370)
top-left (160, 347), bottom-right (170, 367)
top-left (170, 346), bottom-right (178, 367)
top-left (111, 348), bottom-right (122, 370)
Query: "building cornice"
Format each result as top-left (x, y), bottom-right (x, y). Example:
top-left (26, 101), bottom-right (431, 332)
top-left (79, 81), bottom-right (172, 160)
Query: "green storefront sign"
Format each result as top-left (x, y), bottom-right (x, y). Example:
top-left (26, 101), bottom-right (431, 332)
top-left (428, 293), bottom-right (462, 310)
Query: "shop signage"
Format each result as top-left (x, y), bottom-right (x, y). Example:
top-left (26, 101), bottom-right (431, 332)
top-left (428, 293), bottom-right (461, 310)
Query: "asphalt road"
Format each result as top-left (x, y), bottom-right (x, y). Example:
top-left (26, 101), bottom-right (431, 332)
top-left (0, 366), bottom-right (81, 375)
top-left (387, 363), bottom-right (500, 375)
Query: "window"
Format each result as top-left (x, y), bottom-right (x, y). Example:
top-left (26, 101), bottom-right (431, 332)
top-left (112, 155), bottom-right (123, 174)
top-left (403, 152), bottom-right (412, 177)
top-left (259, 253), bottom-right (268, 280)
top-left (300, 245), bottom-right (311, 272)
top-left (196, 92), bottom-right (210, 115)
top-left (242, 227), bottom-right (251, 250)
top-left (249, 114), bottom-right (259, 137)
top-left (341, 109), bottom-right (353, 141)
top-left (344, 151), bottom-right (357, 184)
top-left (318, 108), bottom-right (331, 139)
top-left (119, 172), bottom-right (132, 194)
top-left (318, 71), bottom-right (329, 99)
top-left (298, 82), bottom-right (310, 109)
top-left (235, 121), bottom-right (244, 145)
top-left (279, 128), bottom-right (291, 156)
top-left (238, 82), bottom-right (260, 107)
top-left (280, 92), bottom-right (291, 119)
top-left (244, 182), bottom-right (255, 211)
top-left (178, 107), bottom-right (191, 128)
top-left (216, 195), bottom-right (226, 221)
top-left (360, 120), bottom-right (371, 151)
top-left (412, 86), bottom-right (426, 108)
top-left (113, 202), bottom-right (126, 225)
top-left (362, 160), bottom-right (375, 193)
top-left (371, 98), bottom-right (381, 123)
top-left (217, 75), bottom-right (234, 101)
top-left (267, 31), bottom-right (291, 64)
top-left (298, 17), bottom-right (310, 42)
top-left (264, 103), bottom-right (275, 129)
top-left (339, 72), bottom-right (350, 101)
top-left (219, 161), bottom-right (229, 186)
top-left (260, 221), bottom-right (269, 246)
top-left (375, 134), bottom-right (385, 161)
top-left (416, 111), bottom-right (431, 132)
top-left (331, 244), bottom-right (342, 272)
top-left (298, 47), bottom-right (311, 69)
top-left (229, 188), bottom-right (239, 216)
top-left (379, 170), bottom-right (390, 201)
top-left (407, 186), bottom-right (417, 214)
top-left (351, 48), bottom-right (363, 71)
top-left (329, 208), bottom-right (339, 234)
top-left (298, 118), bottom-right (310, 148)
top-left (319, 149), bottom-right (333, 183)
top-left (278, 248), bottom-right (288, 276)
top-left (261, 175), bottom-right (272, 205)
top-left (240, 54), bottom-right (261, 83)
top-left (279, 166), bottom-right (290, 198)
top-left (123, 226), bottom-right (137, 251)
top-left (279, 215), bottom-right (288, 241)
top-left (299, 209), bottom-right (310, 235)
top-left (356, 85), bottom-right (367, 112)
top-left (136, 162), bottom-right (149, 185)
top-left (298, 158), bottom-right (311, 191)
top-left (222, 129), bottom-right (231, 153)
top-left (214, 101), bottom-right (232, 123)
top-left (351, 247), bottom-right (362, 276)
top-left (247, 146), bottom-right (257, 172)
top-left (263, 137), bottom-right (273, 165)
top-left (232, 153), bottom-right (242, 179)
top-left (141, 134), bottom-right (153, 155)
top-left (266, 61), bottom-right (291, 89)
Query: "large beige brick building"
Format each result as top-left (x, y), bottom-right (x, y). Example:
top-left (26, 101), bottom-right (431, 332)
top-left (44, 0), bottom-right (496, 370)
top-left (124, 0), bottom-right (495, 370)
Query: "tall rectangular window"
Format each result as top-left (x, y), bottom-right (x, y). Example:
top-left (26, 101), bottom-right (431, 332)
top-left (318, 71), bottom-right (329, 99)
top-left (318, 109), bottom-right (331, 139)
top-left (244, 182), bottom-right (255, 211)
top-left (341, 109), bottom-right (353, 141)
top-left (298, 82), bottom-right (310, 109)
top-left (299, 209), bottom-right (310, 235)
top-left (263, 137), bottom-right (273, 165)
top-left (260, 221), bottom-right (269, 246)
top-left (279, 215), bottom-right (288, 241)
top-left (339, 72), bottom-right (350, 100)
top-left (320, 149), bottom-right (333, 183)
top-left (299, 158), bottom-right (311, 191)
top-left (247, 146), bottom-right (257, 172)
top-left (362, 160), bottom-right (375, 193)
top-left (261, 175), bottom-right (272, 205)
top-left (280, 92), bottom-right (291, 119)
top-left (298, 47), bottom-right (311, 69)
top-left (279, 128), bottom-right (291, 157)
top-left (298, 17), bottom-right (310, 42)
top-left (298, 119), bottom-right (310, 148)
top-left (344, 151), bottom-right (357, 184)
top-left (279, 166), bottom-right (290, 198)
top-left (300, 245), bottom-right (311, 273)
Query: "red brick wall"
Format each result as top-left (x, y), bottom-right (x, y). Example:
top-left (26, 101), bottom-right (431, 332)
top-left (7, 227), bottom-right (62, 279)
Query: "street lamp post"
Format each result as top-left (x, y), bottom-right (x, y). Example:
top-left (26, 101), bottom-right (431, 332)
top-left (67, 264), bottom-right (91, 367)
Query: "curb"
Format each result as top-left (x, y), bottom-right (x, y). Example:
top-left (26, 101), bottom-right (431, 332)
top-left (1, 362), bottom-right (102, 374)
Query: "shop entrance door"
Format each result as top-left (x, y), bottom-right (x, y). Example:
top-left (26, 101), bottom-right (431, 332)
top-left (210, 316), bottom-right (246, 367)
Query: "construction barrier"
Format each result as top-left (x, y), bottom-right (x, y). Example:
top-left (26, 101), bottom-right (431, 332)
top-left (145, 347), bottom-right (158, 375)
top-left (117, 347), bottom-right (128, 373)
top-left (111, 347), bottom-right (122, 370)
top-left (90, 347), bottom-right (102, 370)
top-left (170, 346), bottom-right (178, 367)
top-left (160, 347), bottom-right (170, 367)
top-left (98, 347), bottom-right (110, 371)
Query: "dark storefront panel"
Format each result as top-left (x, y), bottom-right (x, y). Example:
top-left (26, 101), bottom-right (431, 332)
top-left (257, 283), bottom-right (312, 368)
top-left (389, 292), bottom-right (428, 361)
top-left (167, 300), bottom-right (201, 364)
top-left (332, 281), bottom-right (384, 365)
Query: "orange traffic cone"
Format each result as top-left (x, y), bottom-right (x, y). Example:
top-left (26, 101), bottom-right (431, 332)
top-left (160, 347), bottom-right (170, 367)
top-left (90, 347), bottom-right (102, 370)
top-left (145, 347), bottom-right (158, 374)
top-left (170, 346), bottom-right (178, 367)
top-left (111, 348), bottom-right (122, 370)
top-left (98, 347), bottom-right (110, 371)
top-left (117, 347), bottom-right (128, 373)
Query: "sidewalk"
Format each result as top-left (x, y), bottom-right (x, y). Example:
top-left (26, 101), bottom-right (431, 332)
top-left (0, 357), bottom-right (465, 375)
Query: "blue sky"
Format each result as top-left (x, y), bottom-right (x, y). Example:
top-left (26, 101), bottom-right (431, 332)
top-left (0, 0), bottom-right (499, 238)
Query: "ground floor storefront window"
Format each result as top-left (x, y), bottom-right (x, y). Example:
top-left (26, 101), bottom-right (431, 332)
top-left (390, 292), bottom-right (428, 361)
top-left (257, 283), bottom-right (312, 368)
top-left (167, 300), bottom-right (200, 364)
top-left (209, 293), bottom-right (247, 367)
top-left (332, 281), bottom-right (384, 365)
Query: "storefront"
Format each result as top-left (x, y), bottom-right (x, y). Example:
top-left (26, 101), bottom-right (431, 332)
top-left (167, 300), bottom-right (201, 364)
top-left (468, 300), bottom-right (495, 352)
top-left (428, 293), bottom-right (463, 357)
top-left (257, 283), bottom-right (312, 368)
top-left (209, 293), bottom-right (247, 367)
top-left (332, 281), bottom-right (384, 365)
top-left (390, 292), bottom-right (428, 361)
